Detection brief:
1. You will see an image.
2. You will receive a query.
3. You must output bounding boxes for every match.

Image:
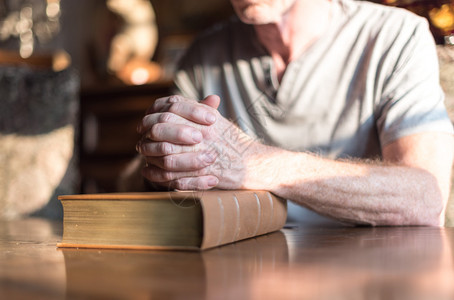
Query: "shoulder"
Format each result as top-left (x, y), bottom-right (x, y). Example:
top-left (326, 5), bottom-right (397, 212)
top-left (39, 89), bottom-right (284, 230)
top-left (339, 0), bottom-right (430, 37)
top-left (340, 0), bottom-right (423, 19)
top-left (336, 0), bottom-right (435, 69)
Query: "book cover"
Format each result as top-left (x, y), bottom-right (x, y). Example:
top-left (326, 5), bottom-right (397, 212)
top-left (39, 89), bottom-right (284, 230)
top-left (57, 190), bottom-right (287, 250)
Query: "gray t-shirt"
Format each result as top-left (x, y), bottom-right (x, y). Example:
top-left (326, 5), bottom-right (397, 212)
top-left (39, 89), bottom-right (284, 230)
top-left (174, 0), bottom-right (453, 223)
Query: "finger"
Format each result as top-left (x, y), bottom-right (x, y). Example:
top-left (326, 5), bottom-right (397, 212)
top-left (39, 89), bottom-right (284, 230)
top-left (145, 151), bottom-right (217, 171)
top-left (200, 95), bottom-right (220, 109)
top-left (167, 101), bottom-right (217, 125)
top-left (149, 95), bottom-right (210, 113)
top-left (142, 164), bottom-right (208, 182)
top-left (147, 123), bottom-right (203, 144)
top-left (147, 95), bottom-right (217, 125)
top-left (136, 141), bottom-right (198, 156)
top-left (145, 95), bottom-right (177, 115)
top-left (143, 176), bottom-right (219, 191)
top-left (146, 95), bottom-right (184, 114)
top-left (170, 176), bottom-right (219, 190)
top-left (137, 111), bottom-right (201, 134)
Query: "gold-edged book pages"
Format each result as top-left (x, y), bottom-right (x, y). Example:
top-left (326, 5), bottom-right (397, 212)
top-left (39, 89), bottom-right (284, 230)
top-left (57, 190), bottom-right (287, 250)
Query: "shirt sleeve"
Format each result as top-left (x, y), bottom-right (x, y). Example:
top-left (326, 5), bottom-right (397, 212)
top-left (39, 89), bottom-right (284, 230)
top-left (376, 17), bottom-right (453, 147)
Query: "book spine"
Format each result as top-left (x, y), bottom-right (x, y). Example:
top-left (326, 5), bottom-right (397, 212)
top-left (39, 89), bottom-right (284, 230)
top-left (200, 191), bottom-right (287, 249)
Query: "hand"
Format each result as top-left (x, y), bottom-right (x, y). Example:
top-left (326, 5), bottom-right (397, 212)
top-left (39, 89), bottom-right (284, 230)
top-left (136, 95), bottom-right (258, 190)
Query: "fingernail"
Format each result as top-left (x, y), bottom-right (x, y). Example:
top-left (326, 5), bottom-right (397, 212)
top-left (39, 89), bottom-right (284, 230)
top-left (207, 177), bottom-right (219, 187)
top-left (205, 112), bottom-right (216, 124)
top-left (192, 130), bottom-right (202, 143)
top-left (136, 141), bottom-right (141, 153)
top-left (136, 123), bottom-right (142, 133)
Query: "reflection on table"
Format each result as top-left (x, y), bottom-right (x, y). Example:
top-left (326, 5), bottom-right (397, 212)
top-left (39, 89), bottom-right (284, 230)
top-left (0, 218), bottom-right (453, 299)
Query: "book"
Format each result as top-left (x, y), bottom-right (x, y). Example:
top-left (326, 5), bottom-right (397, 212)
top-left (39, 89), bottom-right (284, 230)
top-left (57, 190), bottom-right (287, 250)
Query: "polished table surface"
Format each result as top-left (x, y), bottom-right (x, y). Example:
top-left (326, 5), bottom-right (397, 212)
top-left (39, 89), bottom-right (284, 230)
top-left (1, 218), bottom-right (453, 300)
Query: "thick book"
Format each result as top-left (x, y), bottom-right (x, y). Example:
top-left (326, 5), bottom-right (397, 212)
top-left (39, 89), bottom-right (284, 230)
top-left (57, 190), bottom-right (287, 250)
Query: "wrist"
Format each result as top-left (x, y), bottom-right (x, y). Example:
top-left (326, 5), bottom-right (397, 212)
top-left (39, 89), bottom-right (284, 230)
top-left (242, 143), bottom-right (288, 191)
top-left (242, 148), bottom-right (321, 196)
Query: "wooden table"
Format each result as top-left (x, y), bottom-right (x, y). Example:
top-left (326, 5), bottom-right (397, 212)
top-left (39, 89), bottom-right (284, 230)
top-left (1, 218), bottom-right (453, 299)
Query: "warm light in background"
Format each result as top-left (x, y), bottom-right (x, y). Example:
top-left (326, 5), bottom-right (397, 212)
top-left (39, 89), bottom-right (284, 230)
top-left (116, 58), bottom-right (161, 86)
top-left (106, 0), bottom-right (160, 85)
top-left (0, 0), bottom-right (62, 59)
top-left (130, 68), bottom-right (149, 85)
top-left (430, 4), bottom-right (454, 34)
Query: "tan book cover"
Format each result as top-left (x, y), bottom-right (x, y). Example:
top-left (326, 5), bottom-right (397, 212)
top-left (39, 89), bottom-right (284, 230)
top-left (57, 190), bottom-right (287, 250)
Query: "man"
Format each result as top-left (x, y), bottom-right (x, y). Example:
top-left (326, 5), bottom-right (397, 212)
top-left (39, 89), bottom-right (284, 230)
top-left (136, 0), bottom-right (454, 226)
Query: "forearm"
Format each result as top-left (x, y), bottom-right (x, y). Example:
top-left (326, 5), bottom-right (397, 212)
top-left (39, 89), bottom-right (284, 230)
top-left (136, 95), bottom-right (452, 227)
top-left (243, 146), bottom-right (446, 226)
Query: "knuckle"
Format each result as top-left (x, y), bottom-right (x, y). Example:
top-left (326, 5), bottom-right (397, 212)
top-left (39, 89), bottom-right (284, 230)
top-left (168, 95), bottom-right (183, 103)
top-left (139, 115), bottom-right (152, 132)
top-left (176, 127), bottom-right (190, 141)
top-left (174, 178), bottom-right (195, 190)
top-left (192, 155), bottom-right (204, 169)
top-left (171, 179), bottom-right (184, 190)
top-left (142, 114), bottom-right (151, 124)
top-left (158, 112), bottom-right (172, 123)
top-left (149, 124), bottom-right (162, 140)
top-left (151, 99), bottom-right (164, 111)
top-left (173, 181), bottom-right (185, 190)
top-left (159, 142), bottom-right (173, 155)
top-left (188, 108), bottom-right (201, 120)
top-left (190, 156), bottom-right (198, 169)
top-left (161, 171), bottom-right (174, 182)
top-left (168, 102), bottom-right (182, 113)
top-left (162, 155), bottom-right (175, 170)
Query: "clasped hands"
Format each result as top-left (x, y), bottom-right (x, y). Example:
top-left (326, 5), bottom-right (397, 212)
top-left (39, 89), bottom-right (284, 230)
top-left (136, 95), bottom-right (257, 190)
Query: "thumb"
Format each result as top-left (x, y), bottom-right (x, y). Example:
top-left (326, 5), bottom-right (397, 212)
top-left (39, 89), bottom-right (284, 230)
top-left (201, 95), bottom-right (220, 109)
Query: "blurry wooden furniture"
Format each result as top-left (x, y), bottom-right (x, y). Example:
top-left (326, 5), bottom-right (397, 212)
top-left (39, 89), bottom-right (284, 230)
top-left (0, 49), bottom-right (71, 71)
top-left (1, 218), bottom-right (453, 299)
top-left (79, 82), bottom-right (172, 193)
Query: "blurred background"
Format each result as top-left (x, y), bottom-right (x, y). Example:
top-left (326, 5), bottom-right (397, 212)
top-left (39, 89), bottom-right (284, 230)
top-left (0, 0), bottom-right (453, 221)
